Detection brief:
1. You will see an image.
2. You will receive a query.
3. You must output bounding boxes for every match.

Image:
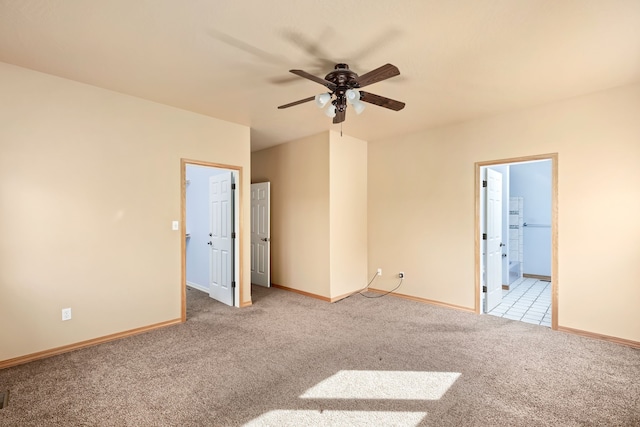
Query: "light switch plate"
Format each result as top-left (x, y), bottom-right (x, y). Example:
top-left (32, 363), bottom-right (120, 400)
top-left (172, 221), bottom-right (179, 230)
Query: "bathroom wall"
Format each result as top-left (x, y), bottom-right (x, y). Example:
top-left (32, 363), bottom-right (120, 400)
top-left (509, 160), bottom-right (552, 276)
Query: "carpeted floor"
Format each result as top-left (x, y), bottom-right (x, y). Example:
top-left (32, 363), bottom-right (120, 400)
top-left (0, 285), bottom-right (638, 426)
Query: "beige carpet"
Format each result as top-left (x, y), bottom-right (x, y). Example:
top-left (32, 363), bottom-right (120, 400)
top-left (0, 285), bottom-right (638, 426)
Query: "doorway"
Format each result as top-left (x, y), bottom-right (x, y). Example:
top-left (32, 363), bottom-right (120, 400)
top-left (181, 159), bottom-right (243, 321)
top-left (475, 154), bottom-right (558, 329)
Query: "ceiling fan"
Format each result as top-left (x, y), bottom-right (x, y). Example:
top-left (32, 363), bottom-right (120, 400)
top-left (278, 63), bottom-right (405, 124)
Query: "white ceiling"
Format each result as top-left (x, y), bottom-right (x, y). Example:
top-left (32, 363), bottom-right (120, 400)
top-left (1, 0), bottom-right (640, 151)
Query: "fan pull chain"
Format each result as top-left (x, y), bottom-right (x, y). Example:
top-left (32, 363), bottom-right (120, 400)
top-left (340, 122), bottom-right (343, 137)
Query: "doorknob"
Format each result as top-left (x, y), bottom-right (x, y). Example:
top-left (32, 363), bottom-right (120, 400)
top-left (207, 241), bottom-right (212, 245)
top-left (261, 238), bottom-right (270, 242)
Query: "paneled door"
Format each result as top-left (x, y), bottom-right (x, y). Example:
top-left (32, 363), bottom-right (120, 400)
top-left (251, 182), bottom-right (270, 287)
top-left (209, 172), bottom-right (234, 306)
top-left (484, 168), bottom-right (503, 312)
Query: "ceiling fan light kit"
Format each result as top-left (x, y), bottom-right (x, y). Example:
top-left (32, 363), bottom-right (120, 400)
top-left (346, 89), bottom-right (366, 115)
top-left (315, 92), bottom-right (331, 108)
top-left (278, 63), bottom-right (405, 124)
top-left (325, 103), bottom-right (337, 118)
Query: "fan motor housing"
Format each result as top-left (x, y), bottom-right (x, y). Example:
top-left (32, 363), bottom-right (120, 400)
top-left (325, 64), bottom-right (359, 112)
top-left (325, 63), bottom-right (359, 88)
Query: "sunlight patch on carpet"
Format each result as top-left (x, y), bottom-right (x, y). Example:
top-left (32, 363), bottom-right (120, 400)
top-left (244, 410), bottom-right (427, 427)
top-left (300, 370), bottom-right (461, 400)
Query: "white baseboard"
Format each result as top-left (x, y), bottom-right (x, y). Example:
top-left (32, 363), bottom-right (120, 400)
top-left (187, 281), bottom-right (209, 293)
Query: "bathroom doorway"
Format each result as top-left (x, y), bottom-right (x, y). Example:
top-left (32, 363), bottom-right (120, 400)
top-left (475, 154), bottom-right (558, 329)
top-left (180, 159), bottom-right (244, 321)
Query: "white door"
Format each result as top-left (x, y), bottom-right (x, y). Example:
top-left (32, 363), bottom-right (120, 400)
top-left (209, 172), bottom-right (234, 306)
top-left (251, 182), bottom-right (271, 287)
top-left (484, 168), bottom-right (503, 312)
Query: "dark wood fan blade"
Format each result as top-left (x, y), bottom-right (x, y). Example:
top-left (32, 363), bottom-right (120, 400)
top-left (208, 29), bottom-right (286, 66)
top-left (349, 29), bottom-right (402, 64)
top-left (282, 29), bottom-right (337, 71)
top-left (333, 109), bottom-right (346, 124)
top-left (290, 70), bottom-right (337, 91)
top-left (360, 91), bottom-right (405, 111)
top-left (356, 64), bottom-right (400, 88)
top-left (278, 96), bottom-right (315, 109)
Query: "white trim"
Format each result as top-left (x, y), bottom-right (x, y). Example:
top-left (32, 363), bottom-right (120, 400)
top-left (186, 281), bottom-right (209, 294)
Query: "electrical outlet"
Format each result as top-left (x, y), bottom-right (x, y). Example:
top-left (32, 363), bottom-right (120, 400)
top-left (62, 308), bottom-right (72, 321)
top-left (377, 268), bottom-right (382, 276)
top-left (399, 272), bottom-right (405, 279)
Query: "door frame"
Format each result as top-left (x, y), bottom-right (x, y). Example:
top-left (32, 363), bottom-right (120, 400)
top-left (474, 153), bottom-right (558, 330)
top-left (181, 158), bottom-right (245, 321)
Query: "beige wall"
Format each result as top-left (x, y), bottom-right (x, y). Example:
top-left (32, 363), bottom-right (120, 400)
top-left (251, 133), bottom-right (331, 297)
top-left (251, 131), bottom-right (368, 300)
top-left (329, 131), bottom-right (368, 297)
top-left (368, 83), bottom-right (640, 342)
top-left (0, 62), bottom-right (251, 362)
top-left (3, 60), bottom-right (636, 365)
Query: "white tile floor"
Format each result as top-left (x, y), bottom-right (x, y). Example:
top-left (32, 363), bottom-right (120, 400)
top-left (488, 277), bottom-right (551, 327)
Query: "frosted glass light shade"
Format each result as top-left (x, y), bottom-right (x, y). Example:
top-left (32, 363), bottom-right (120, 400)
top-left (345, 89), bottom-right (361, 104)
top-left (315, 93), bottom-right (331, 108)
top-left (351, 100), bottom-right (366, 115)
top-left (325, 104), bottom-right (337, 118)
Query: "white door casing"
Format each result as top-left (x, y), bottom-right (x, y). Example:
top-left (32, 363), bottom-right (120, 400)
top-left (209, 172), bottom-right (234, 306)
top-left (484, 168), bottom-right (503, 312)
top-left (251, 182), bottom-right (271, 287)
